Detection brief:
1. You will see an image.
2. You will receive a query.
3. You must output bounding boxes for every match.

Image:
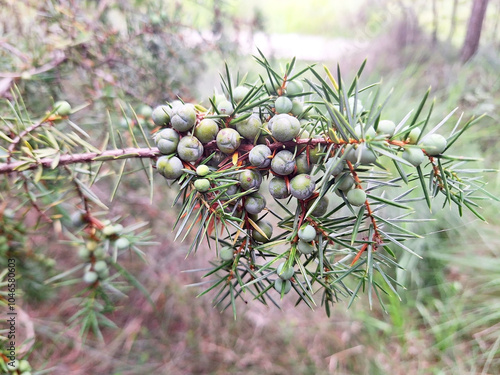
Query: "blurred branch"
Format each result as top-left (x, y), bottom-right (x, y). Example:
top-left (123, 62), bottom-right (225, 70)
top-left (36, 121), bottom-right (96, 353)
top-left (0, 147), bottom-right (160, 174)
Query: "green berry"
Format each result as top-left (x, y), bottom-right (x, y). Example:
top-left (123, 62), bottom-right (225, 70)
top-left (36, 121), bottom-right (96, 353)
top-left (290, 174), bottom-right (315, 200)
top-left (219, 246), bottom-right (234, 261)
top-left (194, 118), bottom-right (219, 143)
top-left (115, 237), bottom-right (130, 249)
top-left (78, 247), bottom-right (91, 260)
top-left (285, 80), bottom-right (303, 96)
top-left (216, 128), bottom-right (241, 154)
top-left (196, 164), bottom-right (210, 176)
top-left (177, 136), bottom-right (204, 162)
top-left (18, 359), bottom-right (31, 372)
top-left (233, 86), bottom-right (249, 103)
top-left (268, 177), bottom-right (290, 199)
top-left (171, 104), bottom-right (196, 132)
top-left (249, 145), bottom-right (271, 168)
top-left (354, 144), bottom-right (377, 165)
top-left (83, 270), bottom-right (98, 284)
top-left (308, 143), bottom-right (324, 163)
top-left (252, 220), bottom-right (273, 242)
top-left (306, 196), bottom-right (329, 217)
top-left (298, 224), bottom-right (316, 242)
top-left (346, 188), bottom-right (366, 206)
top-left (194, 178), bottom-right (211, 192)
top-left (138, 104), bottom-right (153, 118)
top-left (7, 359), bottom-right (19, 371)
top-left (277, 262), bottom-right (294, 280)
top-left (152, 105), bottom-right (172, 126)
top-left (290, 98), bottom-right (304, 116)
top-left (93, 260), bottom-right (108, 274)
top-left (271, 150), bottom-right (296, 176)
top-left (274, 278), bottom-right (292, 294)
top-left (275, 96), bottom-right (293, 114)
top-left (86, 240), bottom-right (98, 251)
top-left (156, 155), bottom-right (184, 179)
top-left (265, 78), bottom-right (281, 94)
top-left (420, 133), bottom-right (447, 156)
top-left (402, 147), bottom-right (425, 167)
top-left (271, 114), bottom-right (300, 142)
top-left (295, 153), bottom-right (313, 174)
top-left (236, 115), bottom-right (262, 140)
top-left (297, 239), bottom-right (315, 255)
top-left (238, 169), bottom-right (262, 191)
top-left (355, 124), bottom-right (376, 139)
top-left (325, 157), bottom-right (344, 176)
top-left (54, 100), bottom-right (71, 116)
top-left (407, 127), bottom-right (421, 144)
top-left (244, 193), bottom-right (266, 215)
top-left (217, 100), bottom-right (234, 116)
top-left (155, 128), bottom-right (179, 155)
top-left (377, 120), bottom-right (396, 136)
top-left (336, 173), bottom-right (355, 191)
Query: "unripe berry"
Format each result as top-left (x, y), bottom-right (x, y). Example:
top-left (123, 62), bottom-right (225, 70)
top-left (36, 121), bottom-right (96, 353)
top-left (152, 105), bottom-right (172, 126)
top-left (156, 155), bottom-right (184, 180)
top-left (297, 239), bottom-right (315, 254)
top-left (290, 98), bottom-right (304, 116)
top-left (325, 157), bottom-right (344, 176)
top-left (336, 173), bottom-right (355, 191)
top-left (355, 124), bottom-right (376, 139)
top-left (219, 246), bottom-right (234, 261)
top-left (298, 224), bottom-right (316, 242)
top-left (295, 153), bottom-right (313, 174)
top-left (233, 86), bottom-right (250, 103)
top-left (171, 104), bottom-right (196, 132)
top-left (138, 105), bottom-right (153, 118)
top-left (290, 174), bottom-right (315, 200)
top-left (265, 78), bottom-right (281, 94)
top-left (346, 188), bottom-right (367, 206)
top-left (306, 196), bottom-right (329, 217)
top-left (377, 119), bottom-right (396, 136)
top-left (354, 143), bottom-right (377, 165)
top-left (285, 80), bottom-right (303, 96)
top-left (271, 114), bottom-right (300, 142)
top-left (177, 136), bottom-right (204, 162)
top-left (238, 169), bottom-right (262, 191)
top-left (194, 178), bottom-right (211, 192)
top-left (93, 260), bottom-right (108, 274)
top-left (194, 118), bottom-right (219, 143)
top-left (252, 220), bottom-right (273, 242)
top-left (155, 128), bottom-right (179, 155)
top-left (83, 270), bottom-right (98, 284)
top-left (115, 237), bottom-right (130, 249)
top-left (402, 147), bottom-right (425, 167)
top-left (268, 177), bottom-right (290, 199)
top-left (54, 100), bottom-right (71, 116)
top-left (196, 164), bottom-right (210, 176)
top-left (420, 133), bottom-right (447, 156)
top-left (274, 278), bottom-right (292, 294)
top-left (236, 115), bottom-right (262, 140)
top-left (277, 262), bottom-right (294, 280)
top-left (249, 145), bottom-right (272, 168)
top-left (275, 96), bottom-right (293, 114)
top-left (217, 100), bottom-right (234, 116)
top-left (216, 128), bottom-right (241, 154)
top-left (244, 193), bottom-right (266, 215)
top-left (271, 150), bottom-right (296, 176)
top-left (407, 127), bottom-right (421, 144)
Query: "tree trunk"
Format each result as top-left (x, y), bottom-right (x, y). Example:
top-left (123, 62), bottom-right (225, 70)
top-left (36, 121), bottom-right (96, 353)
top-left (460, 0), bottom-right (490, 63)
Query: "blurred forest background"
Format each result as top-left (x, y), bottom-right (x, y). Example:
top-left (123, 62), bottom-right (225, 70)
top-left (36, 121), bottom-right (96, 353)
top-left (1, 0), bottom-right (500, 374)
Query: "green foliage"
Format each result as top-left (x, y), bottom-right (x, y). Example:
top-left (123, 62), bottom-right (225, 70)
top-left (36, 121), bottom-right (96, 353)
top-left (1, 50), bottom-right (497, 344)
